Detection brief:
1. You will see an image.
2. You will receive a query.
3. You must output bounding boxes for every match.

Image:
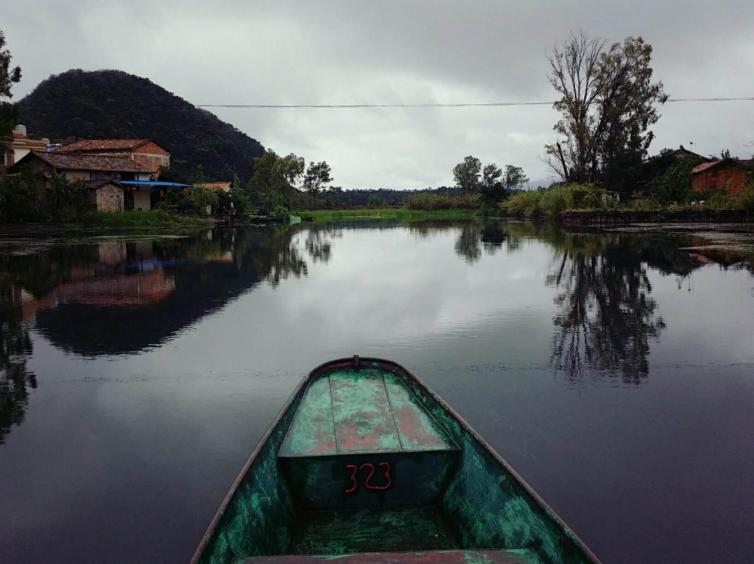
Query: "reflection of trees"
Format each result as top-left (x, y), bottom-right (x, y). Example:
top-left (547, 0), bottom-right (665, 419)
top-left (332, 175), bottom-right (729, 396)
top-left (0, 284), bottom-right (36, 444)
top-left (454, 224), bottom-right (482, 263)
top-left (537, 229), bottom-right (708, 382)
top-left (547, 243), bottom-right (666, 383)
top-left (454, 222), bottom-right (509, 263)
top-left (443, 220), bottom-right (728, 383)
top-left (304, 225), bottom-right (341, 264)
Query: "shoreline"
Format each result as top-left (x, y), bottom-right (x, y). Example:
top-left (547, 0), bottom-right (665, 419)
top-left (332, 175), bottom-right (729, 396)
top-left (559, 208), bottom-right (754, 228)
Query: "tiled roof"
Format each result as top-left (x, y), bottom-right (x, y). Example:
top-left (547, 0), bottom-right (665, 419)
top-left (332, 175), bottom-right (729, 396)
top-left (27, 151), bottom-right (150, 173)
top-left (85, 178), bottom-right (123, 189)
top-left (692, 161), bottom-right (722, 174)
top-left (691, 158), bottom-right (750, 175)
top-left (57, 139), bottom-right (152, 153)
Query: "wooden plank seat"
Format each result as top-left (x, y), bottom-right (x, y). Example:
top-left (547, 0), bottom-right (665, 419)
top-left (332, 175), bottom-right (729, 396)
top-left (242, 548), bottom-right (534, 563)
top-left (278, 368), bottom-right (459, 510)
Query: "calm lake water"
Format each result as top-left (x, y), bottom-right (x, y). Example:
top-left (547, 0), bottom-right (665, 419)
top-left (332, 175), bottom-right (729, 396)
top-left (1, 221), bottom-right (753, 563)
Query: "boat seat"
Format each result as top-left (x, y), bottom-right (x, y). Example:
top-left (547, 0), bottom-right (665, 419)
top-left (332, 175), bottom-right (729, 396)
top-left (242, 549), bottom-right (534, 563)
top-left (278, 367), bottom-right (459, 510)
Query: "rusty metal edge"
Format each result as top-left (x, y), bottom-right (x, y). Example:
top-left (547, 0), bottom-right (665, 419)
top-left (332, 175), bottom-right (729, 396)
top-left (191, 357), bottom-right (602, 564)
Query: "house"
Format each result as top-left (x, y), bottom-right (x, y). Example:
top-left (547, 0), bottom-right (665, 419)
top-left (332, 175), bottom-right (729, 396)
top-left (691, 158), bottom-right (752, 196)
top-left (8, 151), bottom-right (152, 211)
top-left (1, 124), bottom-right (50, 172)
top-left (56, 138), bottom-right (170, 176)
top-left (87, 179), bottom-right (124, 213)
top-left (8, 142), bottom-right (187, 211)
top-left (638, 145), bottom-right (709, 190)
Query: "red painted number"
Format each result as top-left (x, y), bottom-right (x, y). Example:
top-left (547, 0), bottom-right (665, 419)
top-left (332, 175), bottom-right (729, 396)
top-left (343, 461), bottom-right (392, 493)
top-left (344, 464), bottom-right (359, 493)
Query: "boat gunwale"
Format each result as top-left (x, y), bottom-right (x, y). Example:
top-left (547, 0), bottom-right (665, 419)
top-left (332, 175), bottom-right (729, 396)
top-left (191, 357), bottom-right (601, 564)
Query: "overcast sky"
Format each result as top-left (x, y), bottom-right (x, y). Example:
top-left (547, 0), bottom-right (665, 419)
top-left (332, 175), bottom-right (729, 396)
top-left (5, 0), bottom-right (754, 188)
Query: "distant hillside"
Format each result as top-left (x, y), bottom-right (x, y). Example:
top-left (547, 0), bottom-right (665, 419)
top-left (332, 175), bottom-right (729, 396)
top-left (17, 69), bottom-right (264, 182)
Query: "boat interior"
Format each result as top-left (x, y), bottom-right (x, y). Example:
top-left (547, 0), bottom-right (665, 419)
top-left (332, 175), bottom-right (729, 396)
top-left (198, 361), bottom-right (591, 563)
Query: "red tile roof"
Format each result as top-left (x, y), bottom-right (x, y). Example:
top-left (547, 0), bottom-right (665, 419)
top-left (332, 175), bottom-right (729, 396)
top-left (20, 151), bottom-right (150, 173)
top-left (691, 161), bottom-right (721, 174)
top-left (57, 139), bottom-right (153, 153)
top-left (691, 158), bottom-right (750, 175)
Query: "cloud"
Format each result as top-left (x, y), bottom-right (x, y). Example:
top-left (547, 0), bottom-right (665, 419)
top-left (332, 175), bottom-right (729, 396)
top-left (5, 0), bottom-right (754, 187)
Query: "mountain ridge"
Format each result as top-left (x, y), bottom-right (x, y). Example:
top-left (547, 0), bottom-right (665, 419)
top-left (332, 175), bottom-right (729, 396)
top-left (17, 69), bottom-right (265, 182)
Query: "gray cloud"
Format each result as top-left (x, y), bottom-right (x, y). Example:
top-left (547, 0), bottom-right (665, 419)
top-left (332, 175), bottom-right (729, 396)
top-left (5, 0), bottom-right (754, 187)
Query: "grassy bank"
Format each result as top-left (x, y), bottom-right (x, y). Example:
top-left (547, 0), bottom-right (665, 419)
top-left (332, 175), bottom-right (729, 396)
top-left (78, 211), bottom-right (212, 230)
top-left (296, 208), bottom-right (478, 223)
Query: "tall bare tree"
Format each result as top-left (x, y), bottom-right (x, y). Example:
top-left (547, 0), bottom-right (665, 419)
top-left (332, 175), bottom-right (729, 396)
top-left (545, 33), bottom-right (667, 192)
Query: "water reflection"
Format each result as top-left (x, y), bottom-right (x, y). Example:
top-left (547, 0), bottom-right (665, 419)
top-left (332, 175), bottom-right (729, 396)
top-left (0, 221), bottom-right (751, 444)
top-left (0, 284), bottom-right (37, 444)
top-left (466, 222), bottom-right (746, 382)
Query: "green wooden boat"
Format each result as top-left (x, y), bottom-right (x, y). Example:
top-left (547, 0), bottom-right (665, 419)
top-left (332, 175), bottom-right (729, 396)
top-left (193, 357), bottom-right (600, 563)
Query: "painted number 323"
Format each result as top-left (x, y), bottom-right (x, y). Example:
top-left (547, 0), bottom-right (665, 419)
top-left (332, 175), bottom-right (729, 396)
top-left (344, 462), bottom-right (392, 493)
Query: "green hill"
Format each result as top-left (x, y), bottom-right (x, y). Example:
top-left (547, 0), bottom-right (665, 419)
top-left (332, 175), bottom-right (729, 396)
top-left (17, 69), bottom-right (264, 182)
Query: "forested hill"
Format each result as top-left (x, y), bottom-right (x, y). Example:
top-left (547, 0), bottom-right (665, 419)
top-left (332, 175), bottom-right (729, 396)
top-left (17, 69), bottom-right (264, 182)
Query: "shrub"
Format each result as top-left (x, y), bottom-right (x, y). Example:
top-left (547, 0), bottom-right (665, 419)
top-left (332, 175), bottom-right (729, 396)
top-left (501, 183), bottom-right (610, 218)
top-left (628, 197), bottom-right (661, 211)
top-left (404, 193), bottom-right (479, 210)
top-left (157, 186), bottom-right (218, 216)
top-left (736, 184), bottom-right (754, 212)
top-left (0, 175), bottom-right (44, 222)
top-left (271, 204), bottom-right (290, 221)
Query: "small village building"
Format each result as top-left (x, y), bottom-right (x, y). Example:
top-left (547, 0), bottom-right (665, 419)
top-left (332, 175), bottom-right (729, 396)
top-left (637, 145), bottom-right (709, 193)
top-left (87, 179), bottom-right (124, 213)
top-left (1, 125), bottom-right (50, 172)
top-left (56, 139), bottom-right (170, 177)
top-left (8, 140), bottom-right (186, 212)
top-left (691, 159), bottom-right (752, 196)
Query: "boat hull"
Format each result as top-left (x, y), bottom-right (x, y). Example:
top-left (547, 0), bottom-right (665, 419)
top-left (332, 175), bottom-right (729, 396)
top-left (193, 358), bottom-right (600, 564)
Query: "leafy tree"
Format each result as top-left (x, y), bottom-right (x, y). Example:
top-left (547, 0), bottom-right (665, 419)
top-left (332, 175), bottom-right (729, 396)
top-left (367, 194), bottom-right (387, 208)
top-left (480, 163), bottom-right (504, 207)
top-left (482, 164), bottom-right (502, 188)
top-left (479, 163), bottom-right (528, 208)
top-left (453, 156), bottom-right (482, 193)
top-left (303, 161), bottom-right (333, 205)
top-left (545, 33), bottom-right (667, 192)
top-left (651, 156), bottom-right (699, 204)
top-left (45, 172), bottom-right (89, 222)
top-left (228, 174), bottom-right (251, 216)
top-left (249, 150), bottom-right (304, 213)
top-left (158, 185), bottom-right (218, 216)
top-left (0, 29), bottom-right (21, 151)
top-left (504, 165), bottom-right (529, 191)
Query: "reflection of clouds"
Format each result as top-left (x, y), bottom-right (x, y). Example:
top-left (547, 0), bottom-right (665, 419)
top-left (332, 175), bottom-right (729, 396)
top-left (270, 226), bottom-right (555, 349)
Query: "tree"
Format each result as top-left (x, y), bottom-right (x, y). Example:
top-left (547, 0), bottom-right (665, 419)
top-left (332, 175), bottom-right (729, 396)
top-left (480, 163), bottom-right (503, 207)
top-left (453, 156), bottom-right (482, 193)
top-left (303, 161), bottom-right (333, 205)
top-left (0, 29), bottom-right (22, 151)
top-left (651, 156), bottom-right (698, 204)
top-left (503, 165), bottom-right (529, 191)
top-left (482, 164), bottom-right (502, 189)
top-left (228, 174), bottom-right (251, 216)
top-left (248, 150), bottom-right (305, 212)
top-left (545, 33), bottom-right (667, 192)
